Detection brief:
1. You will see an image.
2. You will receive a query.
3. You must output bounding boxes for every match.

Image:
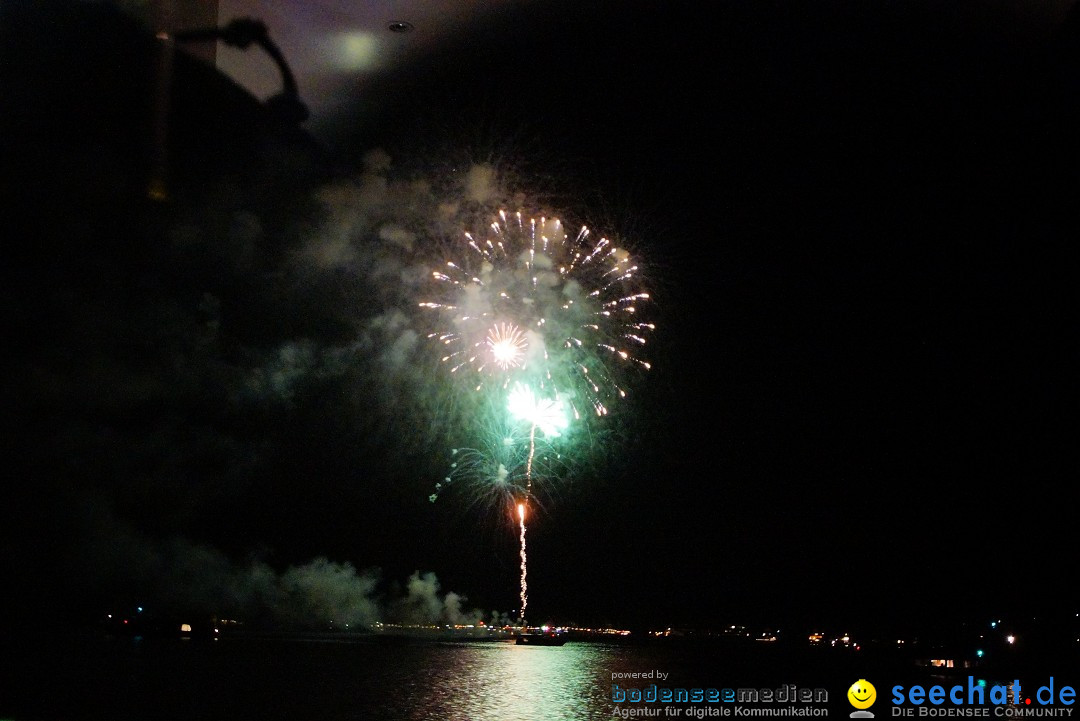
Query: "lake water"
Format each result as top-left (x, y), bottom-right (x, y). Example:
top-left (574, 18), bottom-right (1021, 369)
top-left (0, 633), bottom-right (1021, 721)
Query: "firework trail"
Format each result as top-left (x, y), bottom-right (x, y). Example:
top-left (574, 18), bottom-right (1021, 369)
top-left (517, 501), bottom-right (527, 623)
top-left (505, 381), bottom-right (569, 622)
top-left (430, 383), bottom-right (570, 622)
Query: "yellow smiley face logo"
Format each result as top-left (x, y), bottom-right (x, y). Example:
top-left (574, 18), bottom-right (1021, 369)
top-left (848, 679), bottom-right (877, 709)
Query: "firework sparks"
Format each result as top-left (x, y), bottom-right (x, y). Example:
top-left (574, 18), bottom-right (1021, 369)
top-left (421, 210), bottom-right (654, 417)
top-left (427, 410), bottom-right (568, 510)
top-left (507, 382), bottom-right (569, 439)
top-left (486, 322), bottom-right (528, 370)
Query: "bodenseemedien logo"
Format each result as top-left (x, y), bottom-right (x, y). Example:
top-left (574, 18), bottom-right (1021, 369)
top-left (849, 680), bottom-right (877, 718)
top-left (610, 678), bottom-right (829, 717)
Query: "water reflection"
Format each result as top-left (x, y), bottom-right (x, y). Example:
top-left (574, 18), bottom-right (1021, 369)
top-left (402, 642), bottom-right (612, 721)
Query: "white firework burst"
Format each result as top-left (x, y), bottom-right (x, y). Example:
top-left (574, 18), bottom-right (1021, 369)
top-left (421, 209), bottom-right (654, 418)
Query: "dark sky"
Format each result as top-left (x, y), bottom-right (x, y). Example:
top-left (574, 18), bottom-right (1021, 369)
top-left (2, 0), bottom-right (1077, 635)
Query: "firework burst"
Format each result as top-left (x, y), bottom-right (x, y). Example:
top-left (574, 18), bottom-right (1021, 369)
top-left (428, 414), bottom-right (568, 514)
top-left (421, 209), bottom-right (654, 417)
top-left (507, 382), bottom-right (569, 438)
top-left (486, 322), bottom-right (528, 370)
top-left (422, 206), bottom-right (655, 624)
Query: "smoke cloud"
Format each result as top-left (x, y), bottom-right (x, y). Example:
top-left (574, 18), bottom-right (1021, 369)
top-left (70, 501), bottom-right (498, 629)
top-left (6, 142), bottom-right (575, 626)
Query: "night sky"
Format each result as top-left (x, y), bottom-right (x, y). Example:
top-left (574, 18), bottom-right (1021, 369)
top-left (2, 0), bottom-right (1077, 636)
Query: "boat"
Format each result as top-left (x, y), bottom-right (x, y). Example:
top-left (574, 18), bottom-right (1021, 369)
top-left (515, 629), bottom-right (568, 646)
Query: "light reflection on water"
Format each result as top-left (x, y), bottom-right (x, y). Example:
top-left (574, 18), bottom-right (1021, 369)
top-left (400, 641), bottom-right (612, 721)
